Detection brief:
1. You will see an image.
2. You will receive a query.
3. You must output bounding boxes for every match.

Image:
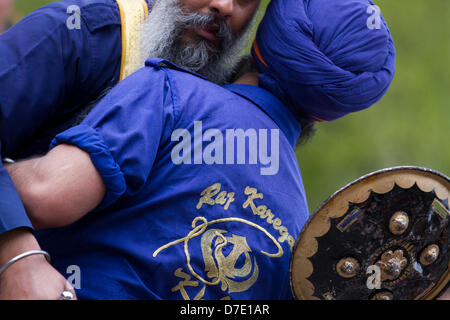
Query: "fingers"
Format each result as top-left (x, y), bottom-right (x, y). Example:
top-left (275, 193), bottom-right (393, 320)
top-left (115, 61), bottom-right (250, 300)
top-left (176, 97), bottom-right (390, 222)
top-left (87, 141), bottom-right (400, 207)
top-left (437, 287), bottom-right (450, 300)
top-left (59, 281), bottom-right (77, 300)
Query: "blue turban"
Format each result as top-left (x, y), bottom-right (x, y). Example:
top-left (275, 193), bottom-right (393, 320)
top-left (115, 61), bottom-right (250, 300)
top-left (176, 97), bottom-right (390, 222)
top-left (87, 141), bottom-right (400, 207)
top-left (251, 0), bottom-right (396, 122)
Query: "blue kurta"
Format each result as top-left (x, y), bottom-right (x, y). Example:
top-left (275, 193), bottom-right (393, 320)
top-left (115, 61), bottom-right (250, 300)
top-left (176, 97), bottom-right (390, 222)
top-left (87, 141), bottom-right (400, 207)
top-left (36, 58), bottom-right (310, 300)
top-left (0, 0), bottom-right (150, 235)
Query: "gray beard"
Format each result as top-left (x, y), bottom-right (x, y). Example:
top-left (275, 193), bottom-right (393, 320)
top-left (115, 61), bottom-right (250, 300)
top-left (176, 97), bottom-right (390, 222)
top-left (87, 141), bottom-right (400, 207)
top-left (139, 0), bottom-right (258, 85)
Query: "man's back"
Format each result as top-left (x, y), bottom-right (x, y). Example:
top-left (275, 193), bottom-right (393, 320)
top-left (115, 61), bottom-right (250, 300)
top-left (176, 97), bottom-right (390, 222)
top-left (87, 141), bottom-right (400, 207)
top-left (36, 58), bottom-right (309, 300)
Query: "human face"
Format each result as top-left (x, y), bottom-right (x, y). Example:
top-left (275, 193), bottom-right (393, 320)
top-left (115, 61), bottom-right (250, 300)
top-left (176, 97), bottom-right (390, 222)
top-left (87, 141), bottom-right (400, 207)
top-left (141, 0), bottom-right (260, 84)
top-left (179, 0), bottom-right (260, 48)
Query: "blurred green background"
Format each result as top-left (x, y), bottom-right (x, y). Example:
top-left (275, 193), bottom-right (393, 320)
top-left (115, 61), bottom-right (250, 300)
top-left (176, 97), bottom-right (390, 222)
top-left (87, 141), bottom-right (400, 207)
top-left (8, 0), bottom-right (450, 212)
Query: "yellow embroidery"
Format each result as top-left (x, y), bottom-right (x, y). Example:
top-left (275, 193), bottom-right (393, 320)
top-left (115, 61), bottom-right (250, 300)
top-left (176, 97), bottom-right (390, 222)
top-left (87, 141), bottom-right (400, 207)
top-left (202, 229), bottom-right (259, 293)
top-left (196, 183), bottom-right (235, 210)
top-left (157, 182), bottom-right (295, 299)
top-left (243, 186), bottom-right (295, 250)
top-left (153, 216), bottom-right (283, 296)
top-left (171, 268), bottom-right (206, 300)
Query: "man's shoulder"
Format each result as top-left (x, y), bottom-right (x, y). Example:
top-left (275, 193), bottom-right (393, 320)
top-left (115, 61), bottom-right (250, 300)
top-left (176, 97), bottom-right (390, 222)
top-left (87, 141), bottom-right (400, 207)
top-left (25, 0), bottom-right (122, 32)
top-left (106, 62), bottom-right (172, 104)
top-left (151, 61), bottom-right (248, 107)
top-left (141, 59), bottom-right (233, 103)
top-left (43, 0), bottom-right (119, 12)
top-left (126, 60), bottom-right (171, 86)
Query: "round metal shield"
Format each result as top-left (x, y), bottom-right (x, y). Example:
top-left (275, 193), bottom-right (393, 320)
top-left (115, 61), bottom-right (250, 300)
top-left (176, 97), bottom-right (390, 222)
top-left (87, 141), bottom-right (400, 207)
top-left (290, 166), bottom-right (450, 300)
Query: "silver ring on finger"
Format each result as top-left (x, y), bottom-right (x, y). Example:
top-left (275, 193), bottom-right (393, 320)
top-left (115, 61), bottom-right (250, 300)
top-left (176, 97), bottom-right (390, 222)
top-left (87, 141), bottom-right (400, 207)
top-left (60, 290), bottom-right (74, 300)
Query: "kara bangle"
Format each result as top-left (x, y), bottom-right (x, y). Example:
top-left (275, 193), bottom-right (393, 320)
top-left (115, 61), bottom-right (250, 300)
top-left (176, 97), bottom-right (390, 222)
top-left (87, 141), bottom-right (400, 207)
top-left (2, 158), bottom-right (15, 164)
top-left (0, 250), bottom-right (51, 277)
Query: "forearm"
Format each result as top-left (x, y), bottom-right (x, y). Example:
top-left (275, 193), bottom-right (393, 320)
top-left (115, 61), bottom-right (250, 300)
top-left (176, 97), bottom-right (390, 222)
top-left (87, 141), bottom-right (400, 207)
top-left (0, 227), bottom-right (45, 292)
top-left (5, 144), bottom-right (106, 230)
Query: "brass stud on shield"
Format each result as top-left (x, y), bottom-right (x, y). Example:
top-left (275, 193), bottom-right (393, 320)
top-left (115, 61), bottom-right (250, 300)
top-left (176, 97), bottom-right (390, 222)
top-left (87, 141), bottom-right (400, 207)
top-left (371, 291), bottom-right (394, 300)
top-left (420, 244), bottom-right (440, 266)
top-left (336, 257), bottom-right (360, 278)
top-left (389, 211), bottom-right (409, 235)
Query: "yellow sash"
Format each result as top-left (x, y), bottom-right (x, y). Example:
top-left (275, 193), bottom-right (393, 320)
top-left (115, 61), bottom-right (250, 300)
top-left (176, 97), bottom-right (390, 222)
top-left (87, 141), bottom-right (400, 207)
top-left (116, 0), bottom-right (149, 81)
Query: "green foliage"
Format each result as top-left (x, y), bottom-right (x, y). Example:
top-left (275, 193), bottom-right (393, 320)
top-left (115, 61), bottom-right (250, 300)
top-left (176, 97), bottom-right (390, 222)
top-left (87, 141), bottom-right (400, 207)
top-left (14, 0), bottom-right (51, 13)
top-left (15, 0), bottom-right (449, 213)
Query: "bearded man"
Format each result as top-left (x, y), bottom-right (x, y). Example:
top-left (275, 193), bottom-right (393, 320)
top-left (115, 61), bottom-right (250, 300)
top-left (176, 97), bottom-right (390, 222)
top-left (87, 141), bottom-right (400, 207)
top-left (0, 0), bottom-right (261, 300)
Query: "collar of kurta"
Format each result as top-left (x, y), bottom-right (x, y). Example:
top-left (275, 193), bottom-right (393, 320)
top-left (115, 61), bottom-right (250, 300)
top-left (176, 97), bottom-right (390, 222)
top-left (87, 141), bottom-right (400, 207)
top-left (223, 84), bottom-right (302, 148)
top-left (145, 57), bottom-right (302, 148)
top-left (145, 57), bottom-right (208, 80)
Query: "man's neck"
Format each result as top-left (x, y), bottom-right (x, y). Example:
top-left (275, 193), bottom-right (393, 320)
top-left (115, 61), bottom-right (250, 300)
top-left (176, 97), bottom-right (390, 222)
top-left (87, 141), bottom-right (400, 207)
top-left (233, 72), bottom-right (259, 86)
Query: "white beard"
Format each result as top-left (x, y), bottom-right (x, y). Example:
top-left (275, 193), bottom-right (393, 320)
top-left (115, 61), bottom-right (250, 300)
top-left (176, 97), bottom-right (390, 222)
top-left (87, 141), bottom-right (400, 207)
top-left (139, 0), bottom-right (259, 84)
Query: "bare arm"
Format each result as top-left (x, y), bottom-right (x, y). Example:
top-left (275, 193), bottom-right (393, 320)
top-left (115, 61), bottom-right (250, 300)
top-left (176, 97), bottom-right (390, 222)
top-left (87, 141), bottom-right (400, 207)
top-left (0, 227), bottom-right (76, 300)
top-left (5, 144), bottom-right (106, 230)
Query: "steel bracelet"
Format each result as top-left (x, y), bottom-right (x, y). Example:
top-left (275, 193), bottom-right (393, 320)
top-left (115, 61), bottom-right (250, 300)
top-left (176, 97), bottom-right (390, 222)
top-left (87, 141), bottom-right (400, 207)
top-left (0, 250), bottom-right (51, 277)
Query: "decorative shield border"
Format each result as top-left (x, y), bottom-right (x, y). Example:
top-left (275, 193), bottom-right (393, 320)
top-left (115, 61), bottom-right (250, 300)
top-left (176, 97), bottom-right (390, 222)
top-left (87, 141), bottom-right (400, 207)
top-left (290, 166), bottom-right (450, 300)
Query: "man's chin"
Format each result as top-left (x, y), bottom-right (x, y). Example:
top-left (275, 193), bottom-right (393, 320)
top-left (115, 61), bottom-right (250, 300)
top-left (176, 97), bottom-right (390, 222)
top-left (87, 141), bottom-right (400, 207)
top-left (180, 34), bottom-right (221, 54)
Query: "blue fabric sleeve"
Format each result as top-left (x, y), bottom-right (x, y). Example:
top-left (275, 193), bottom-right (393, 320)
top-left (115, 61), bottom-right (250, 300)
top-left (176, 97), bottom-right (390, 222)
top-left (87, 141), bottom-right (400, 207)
top-left (49, 66), bottom-right (174, 208)
top-left (0, 0), bottom-right (122, 234)
top-left (0, 0), bottom-right (122, 156)
top-left (0, 140), bottom-right (33, 235)
top-left (0, 165), bottom-right (33, 234)
top-left (49, 125), bottom-right (127, 210)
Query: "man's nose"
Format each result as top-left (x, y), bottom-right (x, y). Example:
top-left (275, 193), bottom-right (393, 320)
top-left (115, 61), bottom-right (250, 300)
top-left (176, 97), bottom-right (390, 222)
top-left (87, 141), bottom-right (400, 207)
top-left (209, 0), bottom-right (234, 20)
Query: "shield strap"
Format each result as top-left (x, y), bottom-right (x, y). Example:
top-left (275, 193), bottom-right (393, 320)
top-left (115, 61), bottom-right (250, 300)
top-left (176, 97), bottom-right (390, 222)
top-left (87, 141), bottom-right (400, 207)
top-left (116, 0), bottom-right (149, 81)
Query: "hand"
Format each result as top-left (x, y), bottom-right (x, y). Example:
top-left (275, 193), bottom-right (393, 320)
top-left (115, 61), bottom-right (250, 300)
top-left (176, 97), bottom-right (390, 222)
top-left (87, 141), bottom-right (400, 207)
top-left (437, 287), bottom-right (450, 300)
top-left (0, 228), bottom-right (77, 300)
top-left (0, 253), bottom-right (77, 300)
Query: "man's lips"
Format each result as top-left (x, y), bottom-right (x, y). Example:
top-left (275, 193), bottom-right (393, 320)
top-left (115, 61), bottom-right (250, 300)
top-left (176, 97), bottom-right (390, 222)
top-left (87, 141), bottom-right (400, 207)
top-left (194, 24), bottom-right (220, 44)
